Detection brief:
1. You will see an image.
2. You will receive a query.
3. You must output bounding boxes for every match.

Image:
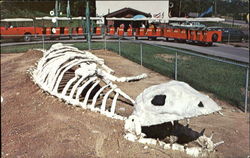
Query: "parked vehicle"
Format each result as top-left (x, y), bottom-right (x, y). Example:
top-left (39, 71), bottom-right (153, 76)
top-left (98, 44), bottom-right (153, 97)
top-left (0, 18), bottom-right (43, 42)
top-left (207, 27), bottom-right (246, 42)
top-left (221, 28), bottom-right (246, 42)
top-left (1, 18), bottom-right (223, 46)
top-left (0, 17), bottom-right (104, 42)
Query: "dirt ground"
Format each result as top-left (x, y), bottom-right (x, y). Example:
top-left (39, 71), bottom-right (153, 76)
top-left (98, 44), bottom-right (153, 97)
top-left (1, 48), bottom-right (249, 158)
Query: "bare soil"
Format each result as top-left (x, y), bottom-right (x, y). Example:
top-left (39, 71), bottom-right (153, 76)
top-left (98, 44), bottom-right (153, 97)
top-left (1, 49), bottom-right (249, 158)
top-left (155, 53), bottom-right (190, 63)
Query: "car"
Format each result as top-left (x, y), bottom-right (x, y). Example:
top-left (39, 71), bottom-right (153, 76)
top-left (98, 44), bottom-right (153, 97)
top-left (207, 27), bottom-right (246, 42)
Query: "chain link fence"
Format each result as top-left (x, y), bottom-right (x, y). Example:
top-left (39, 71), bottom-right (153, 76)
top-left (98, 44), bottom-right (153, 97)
top-left (104, 37), bottom-right (249, 112)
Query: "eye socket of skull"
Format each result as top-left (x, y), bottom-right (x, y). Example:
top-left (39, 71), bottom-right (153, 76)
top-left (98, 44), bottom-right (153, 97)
top-left (151, 95), bottom-right (166, 106)
top-left (198, 101), bottom-right (204, 107)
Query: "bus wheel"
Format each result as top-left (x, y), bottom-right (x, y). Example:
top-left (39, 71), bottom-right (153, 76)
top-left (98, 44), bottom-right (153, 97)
top-left (24, 33), bottom-right (32, 42)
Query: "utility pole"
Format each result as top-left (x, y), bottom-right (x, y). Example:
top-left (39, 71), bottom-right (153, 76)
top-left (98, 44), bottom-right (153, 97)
top-left (86, 0), bottom-right (91, 50)
top-left (67, 0), bottom-right (71, 18)
top-left (58, 0), bottom-right (61, 14)
top-left (55, 0), bottom-right (59, 27)
top-left (198, 0), bottom-right (201, 14)
top-left (179, 0), bottom-right (182, 17)
top-left (214, 0), bottom-right (217, 16)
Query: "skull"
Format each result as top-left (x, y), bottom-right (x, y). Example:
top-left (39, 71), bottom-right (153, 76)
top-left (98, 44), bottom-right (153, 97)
top-left (125, 80), bottom-right (221, 133)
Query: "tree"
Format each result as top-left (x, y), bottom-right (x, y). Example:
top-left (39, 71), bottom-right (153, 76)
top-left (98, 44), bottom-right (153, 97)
top-left (0, 0), bottom-right (96, 18)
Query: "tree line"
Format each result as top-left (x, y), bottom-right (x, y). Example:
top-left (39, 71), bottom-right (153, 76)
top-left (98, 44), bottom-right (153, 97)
top-left (171, 0), bottom-right (249, 20)
top-left (0, 0), bottom-right (96, 19)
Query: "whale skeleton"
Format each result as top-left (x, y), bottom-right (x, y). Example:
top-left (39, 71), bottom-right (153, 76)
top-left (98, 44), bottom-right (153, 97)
top-left (28, 43), bottom-right (223, 157)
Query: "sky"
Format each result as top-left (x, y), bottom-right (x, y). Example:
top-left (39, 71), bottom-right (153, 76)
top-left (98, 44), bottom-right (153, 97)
top-left (96, 0), bottom-right (169, 18)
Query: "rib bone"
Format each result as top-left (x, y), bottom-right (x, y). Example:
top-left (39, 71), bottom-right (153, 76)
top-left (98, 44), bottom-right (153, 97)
top-left (29, 43), bottom-right (147, 120)
top-left (101, 88), bottom-right (115, 112)
top-left (82, 80), bottom-right (101, 108)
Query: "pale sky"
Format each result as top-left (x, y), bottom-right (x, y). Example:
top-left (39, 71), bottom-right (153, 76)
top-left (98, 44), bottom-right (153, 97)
top-left (96, 1), bottom-right (169, 18)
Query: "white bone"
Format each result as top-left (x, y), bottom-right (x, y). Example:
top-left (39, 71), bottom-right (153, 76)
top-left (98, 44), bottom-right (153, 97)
top-left (185, 147), bottom-right (202, 157)
top-left (171, 121), bottom-right (174, 125)
top-left (36, 59), bottom-right (81, 91)
top-left (124, 133), bottom-right (137, 142)
top-left (113, 88), bottom-right (135, 104)
top-left (75, 77), bottom-right (97, 101)
top-left (37, 55), bottom-right (81, 84)
top-left (214, 141), bottom-right (224, 147)
top-left (101, 88), bottom-right (115, 112)
top-left (82, 80), bottom-right (101, 108)
top-left (97, 69), bottom-right (147, 82)
top-left (44, 55), bottom-right (86, 86)
top-left (52, 60), bottom-right (84, 93)
top-left (210, 132), bottom-right (214, 139)
top-left (171, 143), bottom-right (185, 152)
top-left (132, 80), bottom-right (222, 126)
top-left (110, 92), bottom-right (119, 114)
top-left (90, 84), bottom-right (110, 109)
top-left (218, 111), bottom-right (224, 116)
top-left (138, 138), bottom-right (157, 145)
top-left (69, 75), bottom-right (89, 98)
top-left (61, 76), bottom-right (78, 96)
top-left (49, 59), bottom-right (94, 90)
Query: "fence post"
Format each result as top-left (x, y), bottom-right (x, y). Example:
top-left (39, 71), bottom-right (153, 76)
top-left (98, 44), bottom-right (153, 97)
top-left (42, 34), bottom-right (45, 50)
top-left (228, 32), bottom-right (230, 45)
top-left (140, 42), bottom-right (143, 66)
top-left (104, 35), bottom-right (106, 50)
top-left (175, 52), bottom-right (178, 80)
top-left (119, 37), bottom-right (121, 55)
top-left (244, 67), bottom-right (249, 112)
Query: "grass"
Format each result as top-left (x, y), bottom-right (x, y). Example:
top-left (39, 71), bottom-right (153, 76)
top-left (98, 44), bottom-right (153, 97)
top-left (1, 44), bottom-right (51, 53)
top-left (0, 42), bottom-right (105, 54)
top-left (1, 41), bottom-right (248, 109)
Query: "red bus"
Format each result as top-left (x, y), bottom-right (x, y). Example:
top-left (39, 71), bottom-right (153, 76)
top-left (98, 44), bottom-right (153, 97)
top-left (0, 18), bottom-right (43, 42)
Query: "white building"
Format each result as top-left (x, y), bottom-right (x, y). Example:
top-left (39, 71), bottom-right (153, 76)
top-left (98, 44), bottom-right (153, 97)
top-left (96, 0), bottom-right (170, 21)
top-left (96, 0), bottom-right (224, 23)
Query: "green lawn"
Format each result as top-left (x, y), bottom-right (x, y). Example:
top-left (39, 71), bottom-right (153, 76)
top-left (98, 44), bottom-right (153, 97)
top-left (1, 41), bottom-right (248, 109)
top-left (106, 42), bottom-right (248, 109)
top-left (0, 42), bottom-right (105, 54)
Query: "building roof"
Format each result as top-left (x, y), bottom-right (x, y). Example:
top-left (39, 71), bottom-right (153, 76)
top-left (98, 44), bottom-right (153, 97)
top-left (104, 7), bottom-right (151, 18)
